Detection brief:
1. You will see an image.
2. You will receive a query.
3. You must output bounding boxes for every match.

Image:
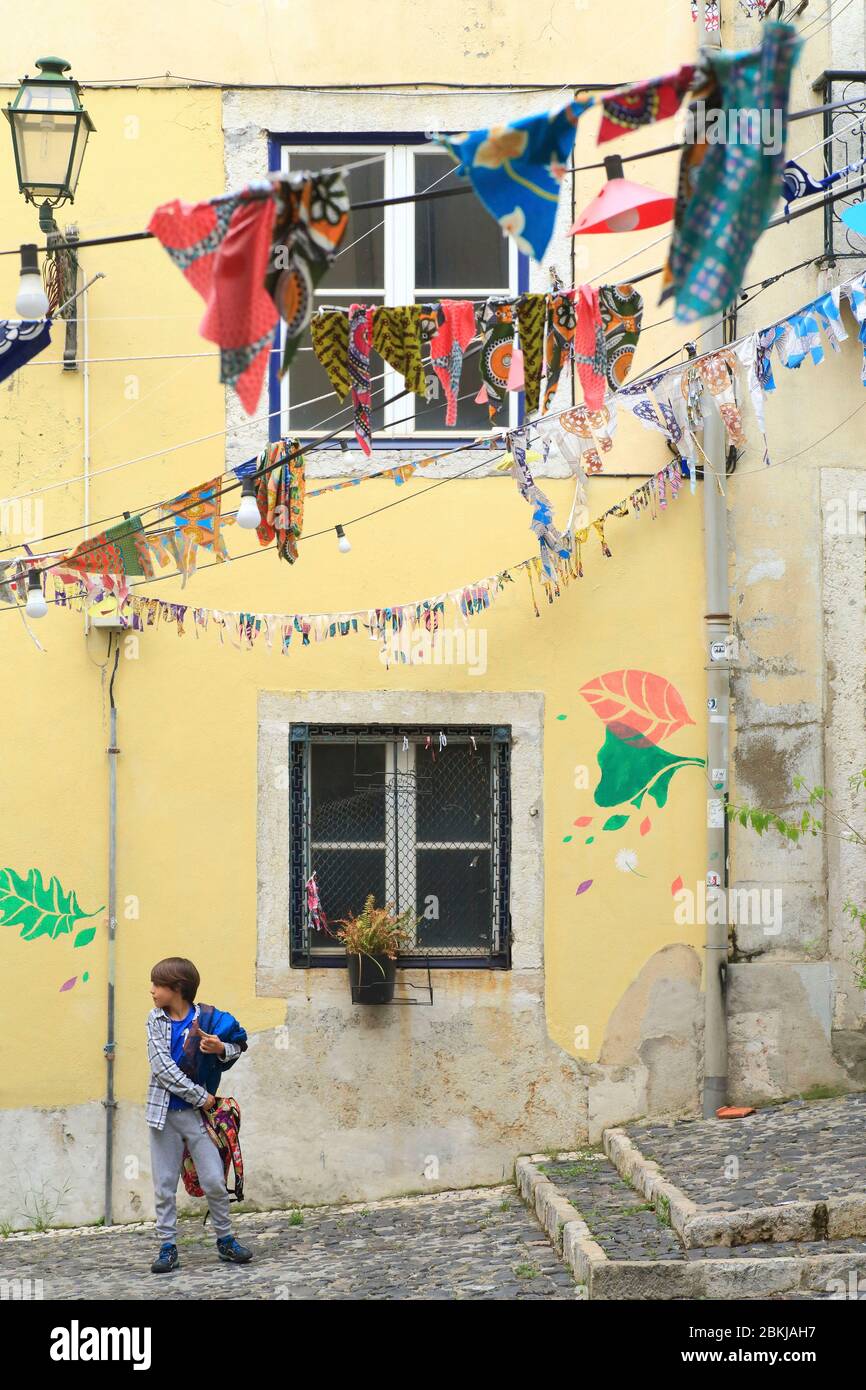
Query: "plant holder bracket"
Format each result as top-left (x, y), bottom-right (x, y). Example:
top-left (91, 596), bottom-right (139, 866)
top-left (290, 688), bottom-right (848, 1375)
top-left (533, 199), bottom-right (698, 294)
top-left (349, 956), bottom-right (434, 1006)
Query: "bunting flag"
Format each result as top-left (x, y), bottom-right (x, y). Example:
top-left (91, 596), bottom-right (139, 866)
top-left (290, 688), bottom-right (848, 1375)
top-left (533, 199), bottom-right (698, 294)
top-left (372, 306), bottom-right (426, 396)
top-left (661, 22), bottom-right (802, 322)
top-left (599, 284), bottom-right (644, 392)
top-left (430, 301), bottom-right (477, 426)
top-left (159, 478), bottom-right (229, 583)
top-left (596, 65), bottom-right (696, 145)
top-left (60, 515), bottom-right (154, 580)
top-left (0, 318), bottom-right (52, 382)
top-left (48, 461), bottom-right (687, 656)
top-left (432, 98), bottom-right (592, 262)
top-left (266, 171), bottom-right (350, 376)
top-left (148, 189), bottom-right (278, 415)
top-left (310, 309), bottom-right (351, 400)
top-left (479, 298), bottom-right (516, 417)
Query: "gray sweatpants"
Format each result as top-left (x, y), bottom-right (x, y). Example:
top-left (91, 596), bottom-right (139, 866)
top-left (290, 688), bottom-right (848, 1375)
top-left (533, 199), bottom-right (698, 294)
top-left (148, 1107), bottom-right (231, 1243)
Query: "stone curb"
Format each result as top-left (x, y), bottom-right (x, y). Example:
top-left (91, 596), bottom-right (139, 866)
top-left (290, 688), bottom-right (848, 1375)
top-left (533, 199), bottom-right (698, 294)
top-left (603, 1126), bottom-right (866, 1248)
top-left (515, 1152), bottom-right (866, 1299)
top-left (515, 1155), bottom-right (606, 1292)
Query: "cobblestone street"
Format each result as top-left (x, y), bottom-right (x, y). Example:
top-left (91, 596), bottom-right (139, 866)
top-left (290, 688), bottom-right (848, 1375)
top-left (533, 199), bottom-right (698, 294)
top-left (0, 1185), bottom-right (580, 1301)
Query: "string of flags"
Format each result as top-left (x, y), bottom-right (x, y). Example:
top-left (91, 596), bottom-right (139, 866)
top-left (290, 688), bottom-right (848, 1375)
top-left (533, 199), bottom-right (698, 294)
top-left (6, 263), bottom-right (866, 621)
top-left (40, 459), bottom-right (688, 659)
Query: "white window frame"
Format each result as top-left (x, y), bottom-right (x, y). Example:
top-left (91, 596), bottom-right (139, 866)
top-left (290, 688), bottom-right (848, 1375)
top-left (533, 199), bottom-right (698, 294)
top-left (276, 140), bottom-right (522, 442)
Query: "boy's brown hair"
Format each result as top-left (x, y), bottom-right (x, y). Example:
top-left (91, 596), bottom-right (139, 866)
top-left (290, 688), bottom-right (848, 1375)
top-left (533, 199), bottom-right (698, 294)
top-left (150, 957), bottom-right (200, 1003)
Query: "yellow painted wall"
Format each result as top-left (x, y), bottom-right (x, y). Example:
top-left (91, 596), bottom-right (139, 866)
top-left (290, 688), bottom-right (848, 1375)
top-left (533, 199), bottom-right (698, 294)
top-left (0, 4), bottom-right (711, 1136)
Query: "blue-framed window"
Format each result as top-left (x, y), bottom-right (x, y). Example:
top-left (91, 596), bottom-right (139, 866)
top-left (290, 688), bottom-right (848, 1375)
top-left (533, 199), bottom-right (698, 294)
top-left (268, 132), bottom-right (529, 448)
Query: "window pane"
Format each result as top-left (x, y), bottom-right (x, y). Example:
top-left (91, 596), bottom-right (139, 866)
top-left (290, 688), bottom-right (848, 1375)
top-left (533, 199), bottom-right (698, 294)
top-left (414, 152), bottom-right (509, 290)
top-left (286, 150), bottom-right (384, 289)
top-left (286, 295), bottom-right (385, 435)
top-left (416, 743), bottom-right (491, 843)
top-left (416, 849), bottom-right (492, 951)
top-left (311, 742), bottom-right (386, 841)
top-left (311, 848), bottom-right (386, 946)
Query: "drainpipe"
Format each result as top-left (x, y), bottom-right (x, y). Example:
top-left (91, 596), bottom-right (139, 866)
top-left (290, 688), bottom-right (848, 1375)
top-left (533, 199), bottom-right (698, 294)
top-left (104, 640), bottom-right (120, 1224)
top-left (697, 0), bottom-right (729, 1121)
top-left (698, 332), bottom-right (730, 1118)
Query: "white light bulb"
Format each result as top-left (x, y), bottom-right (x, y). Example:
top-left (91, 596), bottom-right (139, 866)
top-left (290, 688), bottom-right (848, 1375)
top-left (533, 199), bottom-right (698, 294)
top-left (336, 525), bottom-right (351, 554)
top-left (16, 273), bottom-right (49, 319)
top-left (236, 481), bottom-right (260, 529)
top-left (25, 574), bottom-right (47, 619)
top-left (606, 207), bottom-right (641, 233)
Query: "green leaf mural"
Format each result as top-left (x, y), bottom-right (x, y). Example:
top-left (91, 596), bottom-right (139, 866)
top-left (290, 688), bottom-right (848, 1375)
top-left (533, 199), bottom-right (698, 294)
top-left (0, 867), bottom-right (102, 943)
top-left (594, 727), bottom-right (705, 810)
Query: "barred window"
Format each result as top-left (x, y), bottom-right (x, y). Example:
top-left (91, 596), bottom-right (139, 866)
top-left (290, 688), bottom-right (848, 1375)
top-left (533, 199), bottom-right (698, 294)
top-left (289, 724), bottom-right (511, 968)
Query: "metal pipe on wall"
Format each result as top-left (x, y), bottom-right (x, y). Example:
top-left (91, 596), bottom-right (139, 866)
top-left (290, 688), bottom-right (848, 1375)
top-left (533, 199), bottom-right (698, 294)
top-left (104, 641), bottom-right (120, 1225)
top-left (700, 342), bottom-right (730, 1118)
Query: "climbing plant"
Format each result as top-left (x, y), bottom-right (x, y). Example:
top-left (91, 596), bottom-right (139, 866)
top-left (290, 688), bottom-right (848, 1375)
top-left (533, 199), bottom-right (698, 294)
top-left (727, 769), bottom-right (866, 988)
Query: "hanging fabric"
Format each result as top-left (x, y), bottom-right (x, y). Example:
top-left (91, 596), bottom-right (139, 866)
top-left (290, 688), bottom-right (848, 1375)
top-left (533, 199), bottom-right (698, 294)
top-left (253, 440), bottom-right (306, 563)
top-left (431, 98), bottom-right (593, 261)
top-left (598, 284), bottom-right (644, 391)
top-left (661, 22), bottom-right (802, 322)
top-left (479, 298), bottom-right (516, 417)
top-left (508, 434), bottom-right (571, 584)
top-left (429, 300), bottom-right (477, 426)
top-left (372, 305), bottom-right (426, 396)
top-left (148, 188), bottom-right (278, 415)
top-left (573, 284), bottom-right (608, 410)
top-left (596, 65), bottom-right (696, 145)
top-left (159, 478), bottom-right (230, 584)
top-left (266, 171), bottom-right (350, 375)
top-left (348, 304), bottom-right (374, 454)
top-left (61, 515), bottom-right (155, 580)
top-left (516, 293), bottom-right (547, 416)
top-left (0, 318), bottom-right (52, 382)
top-left (310, 308), bottom-right (351, 400)
top-left (696, 351), bottom-right (746, 447)
top-left (543, 290), bottom-right (577, 413)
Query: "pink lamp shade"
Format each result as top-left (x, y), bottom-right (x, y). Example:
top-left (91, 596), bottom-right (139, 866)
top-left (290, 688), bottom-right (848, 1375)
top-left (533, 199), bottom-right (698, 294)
top-left (570, 154), bottom-right (675, 235)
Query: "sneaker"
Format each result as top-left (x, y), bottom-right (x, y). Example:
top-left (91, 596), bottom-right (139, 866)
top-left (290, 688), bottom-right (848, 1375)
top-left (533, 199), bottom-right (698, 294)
top-left (216, 1234), bottom-right (252, 1264)
top-left (151, 1242), bottom-right (179, 1273)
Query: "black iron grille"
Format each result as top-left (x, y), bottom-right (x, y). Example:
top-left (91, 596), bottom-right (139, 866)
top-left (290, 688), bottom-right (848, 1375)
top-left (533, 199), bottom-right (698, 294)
top-left (289, 724), bottom-right (511, 968)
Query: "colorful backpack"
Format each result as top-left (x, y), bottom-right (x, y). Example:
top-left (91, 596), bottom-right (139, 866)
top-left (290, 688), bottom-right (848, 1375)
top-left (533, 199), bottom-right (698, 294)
top-left (181, 1096), bottom-right (244, 1216)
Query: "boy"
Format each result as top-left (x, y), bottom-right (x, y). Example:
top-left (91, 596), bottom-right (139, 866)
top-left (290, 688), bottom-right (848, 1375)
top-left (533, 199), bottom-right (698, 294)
top-left (146, 956), bottom-right (253, 1273)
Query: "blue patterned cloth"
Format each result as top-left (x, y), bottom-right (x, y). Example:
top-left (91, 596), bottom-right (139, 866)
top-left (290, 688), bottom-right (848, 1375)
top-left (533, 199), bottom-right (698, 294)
top-left (0, 318), bottom-right (51, 382)
top-left (662, 22), bottom-right (801, 323)
top-left (433, 99), bottom-right (592, 262)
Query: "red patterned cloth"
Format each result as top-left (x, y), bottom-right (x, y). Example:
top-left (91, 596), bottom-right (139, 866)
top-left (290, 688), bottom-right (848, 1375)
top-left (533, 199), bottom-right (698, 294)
top-left (181, 1096), bottom-right (244, 1207)
top-left (573, 285), bottom-right (608, 411)
top-left (597, 65), bottom-right (696, 144)
top-left (148, 192), bottom-right (278, 416)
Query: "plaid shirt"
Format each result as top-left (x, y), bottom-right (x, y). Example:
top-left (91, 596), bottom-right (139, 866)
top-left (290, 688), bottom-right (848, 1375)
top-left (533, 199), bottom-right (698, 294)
top-left (145, 1004), bottom-right (242, 1131)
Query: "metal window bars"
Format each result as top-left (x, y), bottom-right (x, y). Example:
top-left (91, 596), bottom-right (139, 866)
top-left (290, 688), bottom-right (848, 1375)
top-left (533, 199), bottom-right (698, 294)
top-left (812, 71), bottom-right (866, 264)
top-left (289, 724), bottom-right (511, 969)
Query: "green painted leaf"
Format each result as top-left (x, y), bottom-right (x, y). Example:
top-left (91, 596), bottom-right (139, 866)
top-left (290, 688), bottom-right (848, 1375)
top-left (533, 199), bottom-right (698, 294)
top-left (594, 727), bottom-right (705, 811)
top-left (602, 814), bottom-right (630, 831)
top-left (0, 867), bottom-right (102, 943)
top-left (73, 926), bottom-right (96, 949)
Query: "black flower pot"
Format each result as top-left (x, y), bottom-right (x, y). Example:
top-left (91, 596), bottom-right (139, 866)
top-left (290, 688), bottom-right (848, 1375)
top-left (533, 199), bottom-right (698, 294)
top-left (347, 951), bottom-right (396, 1005)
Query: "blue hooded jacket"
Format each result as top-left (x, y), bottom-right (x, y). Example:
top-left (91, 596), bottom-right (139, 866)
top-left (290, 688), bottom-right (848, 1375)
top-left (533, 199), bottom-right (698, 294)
top-left (176, 1002), bottom-right (248, 1097)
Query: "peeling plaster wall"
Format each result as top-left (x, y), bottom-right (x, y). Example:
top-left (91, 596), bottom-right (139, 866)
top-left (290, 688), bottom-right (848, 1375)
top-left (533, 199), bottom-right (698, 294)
top-left (723, 2), bottom-right (866, 1100)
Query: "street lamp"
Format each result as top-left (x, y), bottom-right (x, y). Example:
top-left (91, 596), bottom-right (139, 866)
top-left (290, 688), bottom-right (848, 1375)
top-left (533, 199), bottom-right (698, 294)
top-left (5, 57), bottom-right (95, 234)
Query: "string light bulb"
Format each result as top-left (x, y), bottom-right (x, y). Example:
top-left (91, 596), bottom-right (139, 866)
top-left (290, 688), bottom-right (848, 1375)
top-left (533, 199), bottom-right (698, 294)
top-left (236, 476), bottom-right (260, 529)
top-left (335, 524), bottom-right (351, 554)
top-left (16, 243), bottom-right (49, 319)
top-left (25, 569), bottom-right (47, 618)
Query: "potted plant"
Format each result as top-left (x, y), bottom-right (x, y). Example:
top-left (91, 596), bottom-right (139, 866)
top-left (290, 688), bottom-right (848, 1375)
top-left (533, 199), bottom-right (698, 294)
top-left (337, 894), bottom-right (418, 1005)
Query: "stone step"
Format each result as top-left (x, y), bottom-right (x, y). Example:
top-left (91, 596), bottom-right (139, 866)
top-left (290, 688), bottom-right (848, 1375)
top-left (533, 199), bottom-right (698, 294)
top-left (515, 1150), bottom-right (866, 1300)
top-left (604, 1096), bottom-right (866, 1248)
